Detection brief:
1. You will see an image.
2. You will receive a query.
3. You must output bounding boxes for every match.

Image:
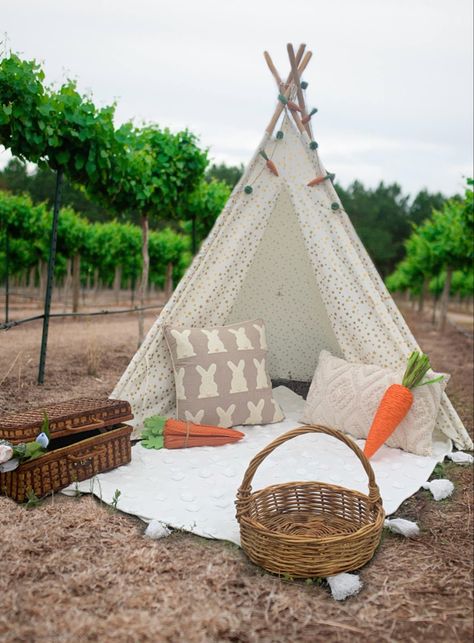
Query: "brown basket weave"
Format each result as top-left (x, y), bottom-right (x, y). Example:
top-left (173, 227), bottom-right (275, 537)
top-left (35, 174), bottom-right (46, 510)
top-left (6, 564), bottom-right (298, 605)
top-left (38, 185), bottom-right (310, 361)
top-left (0, 398), bottom-right (133, 444)
top-left (0, 424), bottom-right (132, 503)
top-left (236, 424), bottom-right (385, 578)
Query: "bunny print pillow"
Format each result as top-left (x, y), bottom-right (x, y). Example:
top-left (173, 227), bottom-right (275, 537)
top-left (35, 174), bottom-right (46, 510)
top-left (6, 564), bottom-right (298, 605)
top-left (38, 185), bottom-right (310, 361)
top-left (164, 320), bottom-right (284, 427)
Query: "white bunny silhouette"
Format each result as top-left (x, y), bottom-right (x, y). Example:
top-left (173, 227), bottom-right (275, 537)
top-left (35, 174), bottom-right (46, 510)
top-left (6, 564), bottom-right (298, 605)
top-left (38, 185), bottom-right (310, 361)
top-left (170, 329), bottom-right (196, 359)
top-left (228, 327), bottom-right (253, 351)
top-left (216, 404), bottom-right (236, 427)
top-left (196, 363), bottom-right (219, 398)
top-left (184, 409), bottom-right (204, 424)
top-left (245, 399), bottom-right (265, 424)
top-left (253, 357), bottom-right (269, 390)
top-left (202, 329), bottom-right (227, 354)
top-left (271, 399), bottom-right (284, 423)
top-left (227, 359), bottom-right (248, 393)
top-left (175, 367), bottom-right (187, 400)
top-left (253, 323), bottom-right (267, 350)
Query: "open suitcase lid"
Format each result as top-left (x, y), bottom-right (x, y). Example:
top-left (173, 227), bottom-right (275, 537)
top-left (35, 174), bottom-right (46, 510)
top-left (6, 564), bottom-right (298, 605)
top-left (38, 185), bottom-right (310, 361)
top-left (0, 398), bottom-right (133, 444)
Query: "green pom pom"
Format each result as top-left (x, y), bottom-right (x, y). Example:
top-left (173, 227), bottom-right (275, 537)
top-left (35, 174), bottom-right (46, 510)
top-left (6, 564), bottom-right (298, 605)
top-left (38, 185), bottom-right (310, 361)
top-left (276, 130), bottom-right (284, 140)
top-left (309, 141), bottom-right (318, 150)
top-left (301, 81), bottom-right (308, 90)
top-left (244, 185), bottom-right (253, 194)
top-left (331, 202), bottom-right (340, 211)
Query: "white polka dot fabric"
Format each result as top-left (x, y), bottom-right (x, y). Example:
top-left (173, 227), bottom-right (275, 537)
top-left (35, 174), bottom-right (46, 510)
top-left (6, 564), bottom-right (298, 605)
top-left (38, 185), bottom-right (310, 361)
top-left (112, 116), bottom-right (471, 451)
top-left (64, 387), bottom-right (453, 544)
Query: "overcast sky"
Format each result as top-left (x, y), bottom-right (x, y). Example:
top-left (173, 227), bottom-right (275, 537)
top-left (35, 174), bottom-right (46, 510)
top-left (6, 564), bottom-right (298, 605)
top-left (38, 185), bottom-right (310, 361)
top-left (2, 0), bottom-right (473, 196)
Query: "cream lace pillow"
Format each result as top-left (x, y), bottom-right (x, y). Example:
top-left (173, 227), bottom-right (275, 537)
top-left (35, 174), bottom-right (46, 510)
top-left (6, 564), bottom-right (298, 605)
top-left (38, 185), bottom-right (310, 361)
top-left (164, 319), bottom-right (284, 427)
top-left (301, 350), bottom-right (448, 456)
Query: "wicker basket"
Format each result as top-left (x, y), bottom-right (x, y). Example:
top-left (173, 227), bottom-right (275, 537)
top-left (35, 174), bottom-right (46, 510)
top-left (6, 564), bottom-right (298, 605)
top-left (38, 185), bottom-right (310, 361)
top-left (236, 424), bottom-right (385, 578)
top-left (0, 424), bottom-right (132, 503)
top-left (0, 398), bottom-right (133, 444)
top-left (0, 398), bottom-right (133, 503)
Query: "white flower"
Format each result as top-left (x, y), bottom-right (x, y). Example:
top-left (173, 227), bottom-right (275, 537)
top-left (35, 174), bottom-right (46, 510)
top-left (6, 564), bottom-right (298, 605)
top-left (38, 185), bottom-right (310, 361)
top-left (35, 432), bottom-right (49, 449)
top-left (0, 458), bottom-right (20, 473)
top-left (0, 444), bottom-right (13, 464)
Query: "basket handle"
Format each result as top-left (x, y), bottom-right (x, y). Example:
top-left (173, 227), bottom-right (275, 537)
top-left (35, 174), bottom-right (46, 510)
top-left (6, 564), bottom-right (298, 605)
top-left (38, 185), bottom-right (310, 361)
top-left (237, 424), bottom-right (381, 507)
top-left (67, 446), bottom-right (107, 466)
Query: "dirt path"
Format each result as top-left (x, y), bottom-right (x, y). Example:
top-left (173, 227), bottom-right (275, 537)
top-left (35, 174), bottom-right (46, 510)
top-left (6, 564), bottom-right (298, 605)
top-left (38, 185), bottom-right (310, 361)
top-left (0, 307), bottom-right (472, 642)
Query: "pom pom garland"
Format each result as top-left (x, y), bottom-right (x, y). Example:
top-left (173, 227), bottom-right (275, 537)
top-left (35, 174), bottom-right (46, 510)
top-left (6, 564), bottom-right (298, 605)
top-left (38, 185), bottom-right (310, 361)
top-left (145, 520), bottom-right (171, 539)
top-left (327, 573), bottom-right (363, 601)
top-left (422, 479), bottom-right (454, 501)
top-left (384, 518), bottom-right (420, 538)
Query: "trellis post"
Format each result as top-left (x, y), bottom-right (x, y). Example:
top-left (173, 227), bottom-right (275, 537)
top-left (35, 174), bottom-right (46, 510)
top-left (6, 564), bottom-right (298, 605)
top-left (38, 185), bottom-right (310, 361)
top-left (4, 226), bottom-right (9, 324)
top-left (38, 169), bottom-right (63, 384)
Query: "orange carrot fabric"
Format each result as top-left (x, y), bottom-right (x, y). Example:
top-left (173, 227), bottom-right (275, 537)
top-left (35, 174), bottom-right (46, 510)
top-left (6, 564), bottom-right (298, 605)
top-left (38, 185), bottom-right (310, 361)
top-left (307, 176), bottom-right (326, 187)
top-left (163, 418), bottom-right (244, 449)
top-left (363, 384), bottom-right (414, 458)
top-left (266, 159), bottom-right (279, 176)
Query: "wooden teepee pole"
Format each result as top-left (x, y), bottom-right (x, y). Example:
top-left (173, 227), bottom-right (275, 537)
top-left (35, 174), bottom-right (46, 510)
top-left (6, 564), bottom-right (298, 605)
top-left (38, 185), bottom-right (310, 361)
top-left (287, 43), bottom-right (313, 139)
top-left (264, 46), bottom-right (307, 135)
top-left (265, 47), bottom-right (312, 135)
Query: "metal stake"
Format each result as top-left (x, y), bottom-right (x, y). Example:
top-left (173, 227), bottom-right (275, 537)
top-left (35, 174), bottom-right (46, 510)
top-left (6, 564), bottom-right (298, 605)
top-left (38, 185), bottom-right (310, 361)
top-left (4, 227), bottom-right (9, 324)
top-left (38, 169), bottom-right (63, 384)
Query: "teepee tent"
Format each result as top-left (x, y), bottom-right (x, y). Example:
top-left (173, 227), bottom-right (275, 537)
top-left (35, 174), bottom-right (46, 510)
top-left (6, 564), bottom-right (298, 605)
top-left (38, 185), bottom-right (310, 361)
top-left (112, 44), bottom-right (472, 450)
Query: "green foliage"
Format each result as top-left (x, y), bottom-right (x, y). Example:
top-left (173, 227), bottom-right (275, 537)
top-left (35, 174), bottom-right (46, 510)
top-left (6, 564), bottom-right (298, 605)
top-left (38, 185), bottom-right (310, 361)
top-left (206, 162), bottom-right (244, 188)
top-left (0, 54), bottom-right (120, 189)
top-left (0, 54), bottom-right (47, 162)
top-left (24, 488), bottom-right (42, 509)
top-left (98, 123), bottom-right (208, 221)
top-left (180, 179), bottom-right (231, 248)
top-left (0, 190), bottom-right (191, 286)
top-left (409, 189), bottom-right (450, 225)
top-left (386, 179), bottom-right (474, 298)
top-left (0, 158), bottom-right (114, 222)
top-left (0, 51), bottom-right (211, 299)
top-left (337, 180), bottom-right (411, 277)
top-left (110, 489), bottom-right (121, 511)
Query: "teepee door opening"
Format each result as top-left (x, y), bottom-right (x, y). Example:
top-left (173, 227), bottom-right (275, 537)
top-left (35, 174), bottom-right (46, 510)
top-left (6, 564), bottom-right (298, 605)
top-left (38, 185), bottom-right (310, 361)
top-left (226, 186), bottom-right (342, 381)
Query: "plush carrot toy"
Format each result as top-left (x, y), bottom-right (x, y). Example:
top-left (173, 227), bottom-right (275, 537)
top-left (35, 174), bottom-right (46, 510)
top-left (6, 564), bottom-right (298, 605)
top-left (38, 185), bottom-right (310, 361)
top-left (141, 416), bottom-right (244, 450)
top-left (364, 351), bottom-right (443, 458)
top-left (259, 150), bottom-right (279, 176)
top-left (277, 94), bottom-right (302, 113)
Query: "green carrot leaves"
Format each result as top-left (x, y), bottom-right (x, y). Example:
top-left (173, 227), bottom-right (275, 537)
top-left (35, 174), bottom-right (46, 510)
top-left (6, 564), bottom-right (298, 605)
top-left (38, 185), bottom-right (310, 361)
top-left (401, 351), bottom-right (443, 389)
top-left (141, 415), bottom-right (167, 449)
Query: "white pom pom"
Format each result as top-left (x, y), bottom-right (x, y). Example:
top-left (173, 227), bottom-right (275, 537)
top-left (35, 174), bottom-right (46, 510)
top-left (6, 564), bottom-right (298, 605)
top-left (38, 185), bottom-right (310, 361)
top-left (144, 519), bottom-right (171, 539)
top-left (447, 451), bottom-right (473, 465)
top-left (384, 518), bottom-right (420, 538)
top-left (326, 573), bottom-right (362, 601)
top-left (422, 479), bottom-right (454, 501)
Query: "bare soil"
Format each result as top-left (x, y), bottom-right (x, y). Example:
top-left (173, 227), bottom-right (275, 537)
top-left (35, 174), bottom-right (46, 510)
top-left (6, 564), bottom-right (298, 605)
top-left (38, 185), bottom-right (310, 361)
top-left (0, 304), bottom-right (473, 642)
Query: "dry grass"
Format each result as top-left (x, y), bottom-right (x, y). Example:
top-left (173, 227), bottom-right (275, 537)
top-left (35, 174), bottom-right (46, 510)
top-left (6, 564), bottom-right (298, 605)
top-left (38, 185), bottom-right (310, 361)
top-left (0, 475), bottom-right (472, 642)
top-left (0, 305), bottom-right (472, 642)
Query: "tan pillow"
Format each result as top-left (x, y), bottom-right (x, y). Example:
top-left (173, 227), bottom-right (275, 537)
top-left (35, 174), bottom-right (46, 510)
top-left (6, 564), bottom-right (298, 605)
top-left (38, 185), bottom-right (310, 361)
top-left (301, 350), bottom-right (448, 456)
top-left (164, 319), bottom-right (284, 427)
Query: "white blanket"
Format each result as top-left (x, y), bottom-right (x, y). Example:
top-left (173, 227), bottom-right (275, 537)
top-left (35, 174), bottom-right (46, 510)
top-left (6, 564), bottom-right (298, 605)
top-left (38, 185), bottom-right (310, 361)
top-left (64, 387), bottom-right (451, 544)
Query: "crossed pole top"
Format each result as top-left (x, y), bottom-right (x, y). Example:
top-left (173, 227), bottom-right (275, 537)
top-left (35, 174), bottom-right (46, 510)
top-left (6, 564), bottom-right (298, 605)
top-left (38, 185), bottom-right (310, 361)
top-left (264, 43), bottom-right (314, 139)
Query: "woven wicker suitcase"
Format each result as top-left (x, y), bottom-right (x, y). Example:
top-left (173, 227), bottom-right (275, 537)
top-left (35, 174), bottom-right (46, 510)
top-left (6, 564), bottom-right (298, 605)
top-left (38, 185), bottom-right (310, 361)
top-left (0, 398), bottom-right (133, 502)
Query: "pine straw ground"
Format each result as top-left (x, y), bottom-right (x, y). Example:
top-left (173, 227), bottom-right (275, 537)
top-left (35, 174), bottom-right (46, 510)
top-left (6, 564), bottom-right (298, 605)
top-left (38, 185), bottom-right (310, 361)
top-left (0, 308), bottom-right (473, 642)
